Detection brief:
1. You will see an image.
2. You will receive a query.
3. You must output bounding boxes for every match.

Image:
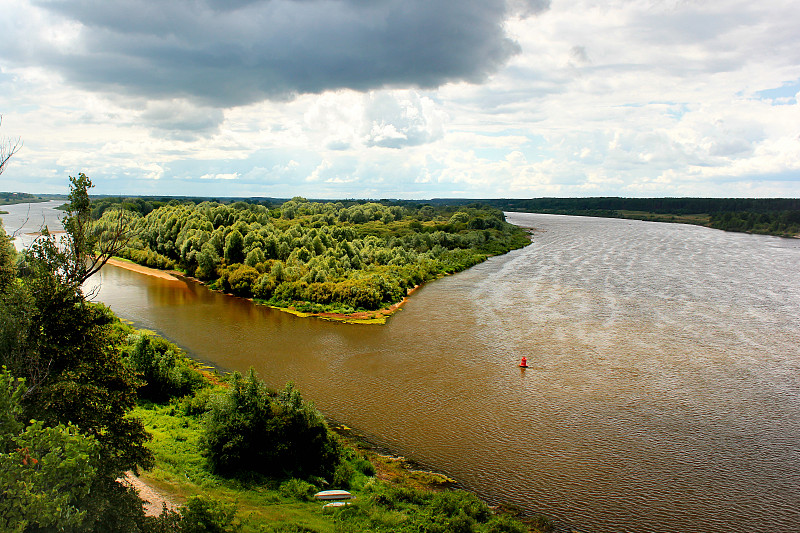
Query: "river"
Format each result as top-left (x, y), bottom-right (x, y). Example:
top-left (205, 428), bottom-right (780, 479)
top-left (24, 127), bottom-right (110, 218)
top-left (3, 204), bottom-right (800, 532)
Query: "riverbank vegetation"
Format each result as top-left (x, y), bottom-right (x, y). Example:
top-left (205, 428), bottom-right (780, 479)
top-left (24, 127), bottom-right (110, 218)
top-left (1, 176), bottom-right (542, 531)
top-left (96, 197), bottom-right (530, 317)
top-left (0, 192), bottom-right (63, 207)
top-left (131, 359), bottom-right (545, 532)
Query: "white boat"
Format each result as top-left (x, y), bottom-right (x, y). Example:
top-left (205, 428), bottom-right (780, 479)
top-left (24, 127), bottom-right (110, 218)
top-left (314, 489), bottom-right (353, 501)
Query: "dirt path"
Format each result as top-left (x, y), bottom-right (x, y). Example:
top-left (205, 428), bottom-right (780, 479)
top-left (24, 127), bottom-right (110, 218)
top-left (122, 472), bottom-right (180, 517)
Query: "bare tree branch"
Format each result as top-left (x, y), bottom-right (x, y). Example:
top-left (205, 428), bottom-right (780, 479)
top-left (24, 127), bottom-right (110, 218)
top-left (78, 208), bottom-right (136, 284)
top-left (0, 115), bottom-right (23, 177)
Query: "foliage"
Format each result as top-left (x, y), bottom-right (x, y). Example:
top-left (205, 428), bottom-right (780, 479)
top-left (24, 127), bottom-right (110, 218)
top-left (142, 496), bottom-right (242, 533)
top-left (180, 495), bottom-right (242, 533)
top-left (0, 176), bottom-right (155, 530)
top-left (485, 514), bottom-right (530, 533)
top-left (328, 483), bottom-right (527, 533)
top-left (108, 199), bottom-right (529, 312)
top-left (201, 370), bottom-right (342, 480)
top-left (29, 173), bottom-right (135, 286)
top-left (143, 505), bottom-right (184, 533)
top-left (351, 456), bottom-right (376, 477)
top-left (125, 332), bottom-right (205, 402)
top-left (0, 367), bottom-right (24, 450)
top-left (0, 221), bottom-right (15, 291)
top-left (332, 460), bottom-right (355, 489)
top-left (279, 478), bottom-right (318, 501)
top-left (135, 390), bottom-right (534, 533)
top-left (708, 210), bottom-right (800, 236)
top-left (0, 368), bottom-right (102, 532)
top-left (0, 420), bottom-right (100, 532)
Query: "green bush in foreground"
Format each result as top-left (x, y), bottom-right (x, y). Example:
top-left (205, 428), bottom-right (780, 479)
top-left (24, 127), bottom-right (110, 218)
top-left (125, 332), bottom-right (205, 402)
top-left (279, 478), bottom-right (318, 501)
top-left (0, 369), bottom-right (100, 532)
top-left (144, 496), bottom-right (241, 533)
top-left (180, 495), bottom-right (241, 533)
top-left (201, 369), bottom-right (342, 480)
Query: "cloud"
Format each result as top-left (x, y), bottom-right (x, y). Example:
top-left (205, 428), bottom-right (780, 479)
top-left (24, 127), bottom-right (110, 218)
top-left (141, 99), bottom-right (225, 140)
top-left (506, 0), bottom-right (550, 18)
top-left (302, 89), bottom-right (447, 149)
top-left (199, 172), bottom-right (239, 180)
top-left (7, 0), bottom-right (537, 107)
top-left (363, 92), bottom-right (446, 148)
top-left (2, 0), bottom-right (799, 199)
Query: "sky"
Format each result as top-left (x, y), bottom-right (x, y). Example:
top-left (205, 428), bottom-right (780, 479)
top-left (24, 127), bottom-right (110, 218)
top-left (1, 0), bottom-right (799, 199)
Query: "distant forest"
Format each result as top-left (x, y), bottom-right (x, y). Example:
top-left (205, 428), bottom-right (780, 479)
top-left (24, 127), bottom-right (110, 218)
top-left (0, 191), bottom-right (61, 208)
top-left (426, 197), bottom-right (800, 237)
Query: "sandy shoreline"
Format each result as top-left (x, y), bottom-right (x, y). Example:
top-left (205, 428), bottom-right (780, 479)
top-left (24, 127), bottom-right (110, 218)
top-left (104, 258), bottom-right (182, 281)
top-left (104, 257), bottom-right (417, 323)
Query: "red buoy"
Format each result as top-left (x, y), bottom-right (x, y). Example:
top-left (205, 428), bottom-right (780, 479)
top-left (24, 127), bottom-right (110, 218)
top-left (519, 356), bottom-right (529, 368)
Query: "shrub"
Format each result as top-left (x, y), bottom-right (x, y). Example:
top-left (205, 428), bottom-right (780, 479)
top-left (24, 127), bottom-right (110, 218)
top-left (179, 386), bottom-right (220, 416)
top-left (278, 478), bottom-right (317, 501)
top-left (429, 490), bottom-right (490, 523)
top-left (486, 514), bottom-right (529, 533)
top-left (126, 333), bottom-right (205, 402)
top-left (180, 495), bottom-right (240, 533)
top-left (352, 456), bottom-right (376, 477)
top-left (200, 370), bottom-right (342, 480)
top-left (220, 263), bottom-right (260, 296)
top-left (332, 460), bottom-right (354, 489)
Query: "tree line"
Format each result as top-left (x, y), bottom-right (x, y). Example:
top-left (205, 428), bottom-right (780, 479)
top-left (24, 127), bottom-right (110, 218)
top-left (425, 197), bottom-right (799, 237)
top-left (430, 197), bottom-right (800, 215)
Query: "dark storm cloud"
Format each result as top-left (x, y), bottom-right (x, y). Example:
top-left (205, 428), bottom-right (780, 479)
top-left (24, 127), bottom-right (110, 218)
top-left (27, 0), bottom-right (546, 106)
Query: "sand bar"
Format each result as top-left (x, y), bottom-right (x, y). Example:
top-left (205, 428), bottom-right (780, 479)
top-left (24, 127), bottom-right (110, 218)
top-left (105, 258), bottom-right (181, 281)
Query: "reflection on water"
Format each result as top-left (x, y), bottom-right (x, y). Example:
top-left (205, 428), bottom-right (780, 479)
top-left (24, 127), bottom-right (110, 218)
top-left (35, 208), bottom-right (800, 532)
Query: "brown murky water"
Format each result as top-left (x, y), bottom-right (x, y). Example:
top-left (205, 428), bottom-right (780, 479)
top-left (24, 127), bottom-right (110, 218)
top-left (5, 204), bottom-right (800, 532)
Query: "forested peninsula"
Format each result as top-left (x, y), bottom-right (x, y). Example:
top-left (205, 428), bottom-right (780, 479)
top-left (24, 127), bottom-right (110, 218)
top-left (1, 177), bottom-right (543, 532)
top-left (92, 196), bottom-right (531, 321)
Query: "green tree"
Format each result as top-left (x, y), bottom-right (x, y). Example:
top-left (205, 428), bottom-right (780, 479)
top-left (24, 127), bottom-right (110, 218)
top-left (0, 368), bottom-right (101, 532)
top-left (224, 229), bottom-right (245, 264)
top-left (0, 221), bottom-right (14, 291)
top-left (126, 333), bottom-right (204, 402)
top-left (0, 176), bottom-right (154, 530)
top-left (201, 370), bottom-right (342, 479)
top-left (57, 173), bottom-right (134, 285)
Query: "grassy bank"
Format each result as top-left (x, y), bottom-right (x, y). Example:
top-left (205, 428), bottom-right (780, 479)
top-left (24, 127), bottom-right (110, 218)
top-left (134, 400), bottom-right (552, 532)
